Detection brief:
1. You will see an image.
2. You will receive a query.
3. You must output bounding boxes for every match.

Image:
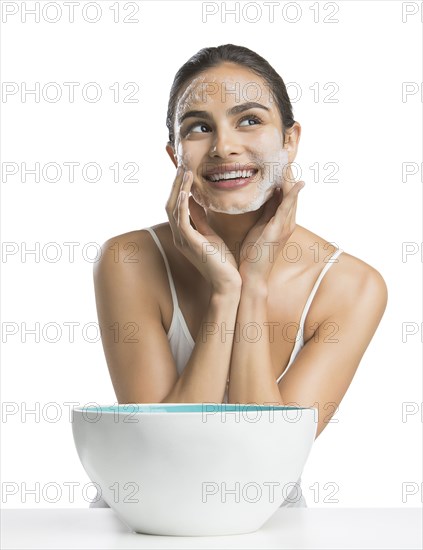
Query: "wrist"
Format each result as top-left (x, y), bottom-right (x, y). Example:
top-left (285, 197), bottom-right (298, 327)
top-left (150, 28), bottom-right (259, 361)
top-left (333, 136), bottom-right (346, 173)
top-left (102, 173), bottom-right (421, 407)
top-left (210, 284), bottom-right (242, 302)
top-left (239, 265), bottom-right (270, 294)
top-left (211, 276), bottom-right (242, 297)
top-left (241, 279), bottom-right (269, 298)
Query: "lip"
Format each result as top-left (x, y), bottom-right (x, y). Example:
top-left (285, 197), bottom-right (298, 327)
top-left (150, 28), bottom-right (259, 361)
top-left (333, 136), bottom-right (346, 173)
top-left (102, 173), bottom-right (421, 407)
top-left (204, 163), bottom-right (258, 177)
top-left (205, 172), bottom-right (257, 189)
top-left (203, 164), bottom-right (259, 190)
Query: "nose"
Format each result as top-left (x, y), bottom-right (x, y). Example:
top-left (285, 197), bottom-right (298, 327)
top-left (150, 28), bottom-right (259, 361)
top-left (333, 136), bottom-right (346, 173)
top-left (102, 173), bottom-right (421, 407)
top-left (209, 127), bottom-right (243, 158)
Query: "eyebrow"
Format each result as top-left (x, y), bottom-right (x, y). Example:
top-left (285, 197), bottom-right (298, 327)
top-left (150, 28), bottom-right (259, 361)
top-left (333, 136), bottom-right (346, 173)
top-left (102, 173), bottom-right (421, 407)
top-left (177, 101), bottom-right (271, 126)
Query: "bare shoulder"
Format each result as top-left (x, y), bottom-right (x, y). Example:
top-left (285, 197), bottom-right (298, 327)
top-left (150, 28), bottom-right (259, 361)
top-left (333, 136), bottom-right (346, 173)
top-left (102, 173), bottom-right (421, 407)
top-left (299, 226), bottom-right (388, 314)
top-left (332, 250), bottom-right (388, 310)
top-left (93, 225), bottom-right (167, 281)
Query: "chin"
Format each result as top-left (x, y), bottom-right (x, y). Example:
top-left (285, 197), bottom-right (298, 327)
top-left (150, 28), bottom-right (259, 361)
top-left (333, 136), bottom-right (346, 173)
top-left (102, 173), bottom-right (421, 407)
top-left (191, 182), bottom-right (273, 215)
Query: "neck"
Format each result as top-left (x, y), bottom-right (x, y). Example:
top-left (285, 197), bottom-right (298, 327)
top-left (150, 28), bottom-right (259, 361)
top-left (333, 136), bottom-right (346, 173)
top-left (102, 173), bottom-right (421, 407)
top-left (203, 208), bottom-right (304, 271)
top-left (205, 205), bottom-right (266, 266)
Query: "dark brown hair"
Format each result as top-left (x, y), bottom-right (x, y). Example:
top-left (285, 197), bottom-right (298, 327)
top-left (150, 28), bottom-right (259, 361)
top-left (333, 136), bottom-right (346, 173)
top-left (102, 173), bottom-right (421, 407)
top-left (166, 43), bottom-right (295, 148)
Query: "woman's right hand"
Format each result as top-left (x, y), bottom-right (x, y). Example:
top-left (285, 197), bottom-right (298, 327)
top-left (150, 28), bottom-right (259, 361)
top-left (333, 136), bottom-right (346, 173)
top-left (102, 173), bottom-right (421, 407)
top-left (165, 167), bottom-right (242, 295)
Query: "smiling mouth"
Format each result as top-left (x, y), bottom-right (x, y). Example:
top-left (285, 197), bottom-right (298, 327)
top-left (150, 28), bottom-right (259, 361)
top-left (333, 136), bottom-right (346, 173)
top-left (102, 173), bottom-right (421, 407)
top-left (204, 169), bottom-right (259, 189)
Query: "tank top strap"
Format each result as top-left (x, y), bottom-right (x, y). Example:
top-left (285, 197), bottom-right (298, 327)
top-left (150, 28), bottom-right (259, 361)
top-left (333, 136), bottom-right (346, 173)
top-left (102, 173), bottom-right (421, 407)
top-left (276, 248), bottom-right (344, 384)
top-left (298, 247), bottom-right (344, 329)
top-left (143, 227), bottom-right (179, 310)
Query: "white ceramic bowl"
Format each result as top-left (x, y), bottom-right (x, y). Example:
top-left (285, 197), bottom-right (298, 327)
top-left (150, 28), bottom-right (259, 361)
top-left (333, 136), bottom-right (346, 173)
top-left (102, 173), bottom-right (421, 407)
top-left (72, 403), bottom-right (317, 536)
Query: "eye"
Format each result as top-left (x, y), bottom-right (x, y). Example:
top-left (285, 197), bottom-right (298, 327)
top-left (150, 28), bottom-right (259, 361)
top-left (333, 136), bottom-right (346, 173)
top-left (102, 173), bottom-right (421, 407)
top-left (238, 114), bottom-right (262, 126)
top-left (183, 113), bottom-right (263, 136)
top-left (186, 122), bottom-right (210, 134)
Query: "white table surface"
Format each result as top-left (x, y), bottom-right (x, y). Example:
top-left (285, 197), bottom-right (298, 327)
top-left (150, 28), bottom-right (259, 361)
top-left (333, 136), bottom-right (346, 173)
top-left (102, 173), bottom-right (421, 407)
top-left (1, 507), bottom-right (421, 549)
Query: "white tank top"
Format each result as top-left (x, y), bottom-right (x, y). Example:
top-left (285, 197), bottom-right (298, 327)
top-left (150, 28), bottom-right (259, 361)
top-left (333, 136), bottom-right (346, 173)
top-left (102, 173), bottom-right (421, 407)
top-left (144, 226), bottom-right (343, 401)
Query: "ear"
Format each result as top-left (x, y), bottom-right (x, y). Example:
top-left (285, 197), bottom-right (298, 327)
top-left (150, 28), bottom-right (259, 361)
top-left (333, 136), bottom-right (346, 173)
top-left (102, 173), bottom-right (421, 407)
top-left (283, 121), bottom-right (302, 163)
top-left (166, 142), bottom-right (178, 169)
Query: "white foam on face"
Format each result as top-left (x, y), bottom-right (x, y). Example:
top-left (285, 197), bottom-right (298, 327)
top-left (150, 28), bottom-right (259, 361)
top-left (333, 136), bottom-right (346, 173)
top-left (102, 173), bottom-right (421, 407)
top-left (206, 149), bottom-right (289, 214)
top-left (176, 142), bottom-right (192, 170)
top-left (176, 145), bottom-right (290, 215)
top-left (175, 74), bottom-right (218, 128)
top-left (174, 75), bottom-right (291, 215)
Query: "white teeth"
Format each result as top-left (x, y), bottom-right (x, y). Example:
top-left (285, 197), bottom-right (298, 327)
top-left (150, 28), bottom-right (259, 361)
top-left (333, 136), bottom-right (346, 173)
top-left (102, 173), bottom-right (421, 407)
top-left (208, 169), bottom-right (255, 182)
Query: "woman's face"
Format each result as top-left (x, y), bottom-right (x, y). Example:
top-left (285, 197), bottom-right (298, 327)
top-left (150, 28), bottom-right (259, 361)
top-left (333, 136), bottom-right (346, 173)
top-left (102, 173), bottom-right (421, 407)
top-left (171, 62), bottom-right (296, 215)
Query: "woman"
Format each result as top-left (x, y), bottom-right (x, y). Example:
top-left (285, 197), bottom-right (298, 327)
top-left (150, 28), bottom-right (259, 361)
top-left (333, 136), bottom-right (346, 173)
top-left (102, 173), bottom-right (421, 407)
top-left (90, 44), bottom-right (388, 509)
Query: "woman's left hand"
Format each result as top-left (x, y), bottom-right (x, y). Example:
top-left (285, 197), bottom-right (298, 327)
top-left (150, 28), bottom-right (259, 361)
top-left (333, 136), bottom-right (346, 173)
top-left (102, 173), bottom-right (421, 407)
top-left (238, 178), bottom-right (305, 286)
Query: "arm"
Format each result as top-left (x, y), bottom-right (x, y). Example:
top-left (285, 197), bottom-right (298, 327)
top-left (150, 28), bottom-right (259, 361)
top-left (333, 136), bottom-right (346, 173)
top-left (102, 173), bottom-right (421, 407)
top-left (93, 233), bottom-right (241, 405)
top-left (277, 267), bottom-right (388, 439)
top-left (227, 180), bottom-right (305, 405)
top-left (162, 290), bottom-right (241, 403)
top-left (228, 266), bottom-right (388, 439)
top-left (227, 281), bottom-right (283, 405)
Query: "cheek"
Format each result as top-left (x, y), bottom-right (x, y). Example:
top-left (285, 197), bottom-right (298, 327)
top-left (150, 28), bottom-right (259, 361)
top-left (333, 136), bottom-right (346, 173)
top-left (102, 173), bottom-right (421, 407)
top-left (176, 143), bottom-right (207, 181)
top-left (251, 127), bottom-right (283, 149)
top-left (190, 185), bottom-right (208, 209)
top-left (271, 127), bottom-right (284, 148)
top-left (176, 142), bottom-right (184, 166)
top-left (176, 144), bottom-right (193, 170)
top-left (175, 146), bottom-right (205, 193)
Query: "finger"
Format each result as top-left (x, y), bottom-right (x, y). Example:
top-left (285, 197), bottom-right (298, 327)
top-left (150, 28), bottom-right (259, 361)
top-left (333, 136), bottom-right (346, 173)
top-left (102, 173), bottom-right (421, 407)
top-left (177, 171), bottom-right (193, 235)
top-left (166, 165), bottom-right (186, 215)
top-left (281, 164), bottom-right (296, 197)
top-left (278, 180), bottom-right (304, 213)
top-left (175, 193), bottom-right (184, 245)
top-left (166, 167), bottom-right (187, 247)
top-left (290, 187), bottom-right (299, 221)
top-left (284, 181), bottom-right (300, 225)
top-left (174, 169), bottom-right (195, 222)
top-left (180, 169), bottom-right (194, 197)
top-left (177, 171), bottom-right (208, 248)
top-left (267, 181), bottom-right (304, 234)
top-left (179, 174), bottom-right (216, 236)
top-left (173, 169), bottom-right (193, 235)
top-left (255, 188), bottom-right (280, 225)
top-left (187, 195), bottom-right (224, 242)
top-left (188, 197), bottom-right (211, 236)
top-left (284, 195), bottom-right (297, 234)
top-left (177, 175), bottom-right (222, 249)
top-left (271, 181), bottom-right (302, 221)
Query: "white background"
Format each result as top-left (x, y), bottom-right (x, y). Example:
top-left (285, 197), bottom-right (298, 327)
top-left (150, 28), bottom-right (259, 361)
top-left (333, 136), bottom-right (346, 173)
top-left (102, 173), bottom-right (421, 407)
top-left (1, 0), bottom-right (421, 509)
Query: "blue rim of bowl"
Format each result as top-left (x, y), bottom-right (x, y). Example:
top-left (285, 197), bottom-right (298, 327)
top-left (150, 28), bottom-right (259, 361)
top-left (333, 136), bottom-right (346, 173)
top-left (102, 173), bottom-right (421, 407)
top-left (73, 404), bottom-right (313, 413)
